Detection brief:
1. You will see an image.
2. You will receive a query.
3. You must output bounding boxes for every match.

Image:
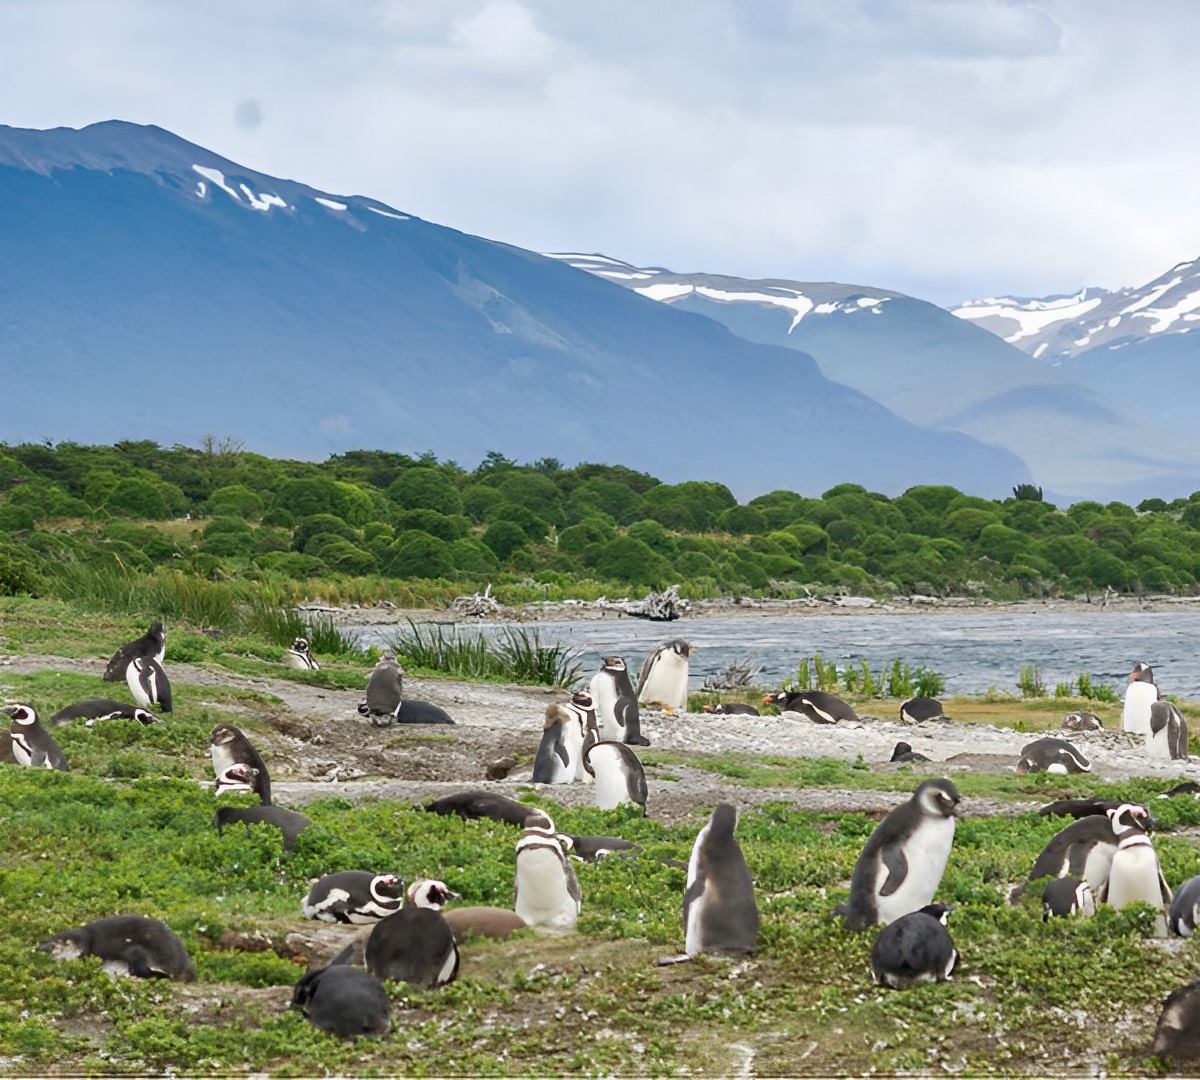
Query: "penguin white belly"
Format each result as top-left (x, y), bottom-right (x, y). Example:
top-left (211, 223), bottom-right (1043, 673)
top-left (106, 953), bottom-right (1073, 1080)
top-left (1106, 843), bottom-right (1167, 936)
top-left (285, 652), bottom-right (308, 671)
top-left (590, 674), bottom-right (624, 742)
top-left (591, 751), bottom-right (632, 809)
top-left (1123, 683), bottom-right (1156, 736)
top-left (875, 817), bottom-right (955, 926)
top-left (683, 823), bottom-right (711, 956)
top-left (126, 665), bottom-right (152, 709)
top-left (1147, 728), bottom-right (1173, 760)
top-left (639, 653), bottom-right (689, 712)
top-left (1081, 845), bottom-right (1117, 895)
top-left (210, 744), bottom-right (238, 775)
top-left (515, 849), bottom-right (578, 932)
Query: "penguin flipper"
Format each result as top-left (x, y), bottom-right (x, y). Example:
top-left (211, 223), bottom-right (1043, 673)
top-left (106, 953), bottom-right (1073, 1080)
top-left (878, 847), bottom-right (909, 897)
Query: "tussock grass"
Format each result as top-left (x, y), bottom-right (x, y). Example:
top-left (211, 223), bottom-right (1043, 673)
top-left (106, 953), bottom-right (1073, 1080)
top-left (387, 619), bottom-right (582, 687)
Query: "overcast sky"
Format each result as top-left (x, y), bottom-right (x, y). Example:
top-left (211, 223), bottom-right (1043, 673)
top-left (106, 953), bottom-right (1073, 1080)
top-left (2, 0), bottom-right (1194, 304)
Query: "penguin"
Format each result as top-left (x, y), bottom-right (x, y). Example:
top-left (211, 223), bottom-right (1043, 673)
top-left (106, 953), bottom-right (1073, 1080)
top-left (683, 803), bottom-right (758, 957)
top-left (4, 704), bottom-right (69, 771)
top-left (209, 724), bottom-right (271, 804)
top-left (358, 654), bottom-right (405, 723)
top-left (1100, 803), bottom-right (1171, 936)
top-left (590, 656), bottom-right (649, 746)
top-left (702, 703), bottom-right (761, 716)
top-left (394, 700), bottom-right (455, 725)
top-left (566, 690), bottom-right (600, 753)
top-left (50, 699), bottom-right (160, 726)
top-left (103, 621), bottom-right (166, 682)
top-left (836, 779), bottom-right (960, 931)
top-left (1168, 875), bottom-right (1200, 936)
top-left (1011, 808), bottom-right (1146, 902)
top-left (1041, 877), bottom-right (1096, 920)
top-left (1038, 798), bottom-right (1122, 820)
top-left (442, 907), bottom-right (527, 942)
top-left (302, 872), bottom-right (407, 923)
top-left (126, 657), bottom-right (172, 713)
top-left (583, 740), bottom-right (648, 812)
top-left (769, 689), bottom-right (859, 724)
top-left (1015, 737), bottom-right (1091, 775)
top-left (900, 697), bottom-right (944, 723)
top-left (514, 820), bottom-right (581, 932)
top-left (37, 915), bottom-right (195, 981)
top-left (636, 639), bottom-right (693, 713)
top-left (1163, 781), bottom-right (1200, 798)
top-left (559, 834), bottom-right (642, 862)
top-left (1122, 661), bottom-right (1158, 735)
top-left (214, 805), bottom-right (310, 852)
top-left (869, 903), bottom-right (957, 989)
top-left (1148, 700), bottom-right (1189, 761)
top-left (421, 791), bottom-right (549, 829)
top-left (1061, 710), bottom-right (1103, 732)
top-left (891, 742), bottom-right (930, 764)
top-left (292, 963), bottom-right (389, 1038)
top-left (1153, 978), bottom-right (1200, 1061)
top-left (532, 703), bottom-right (585, 785)
top-left (404, 878), bottom-right (460, 910)
top-left (285, 637), bottom-right (320, 672)
top-left (214, 762), bottom-right (268, 801)
top-left (365, 906), bottom-right (459, 989)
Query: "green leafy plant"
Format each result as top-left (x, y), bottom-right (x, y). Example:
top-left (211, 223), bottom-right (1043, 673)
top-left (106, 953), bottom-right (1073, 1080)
top-left (1017, 665), bottom-right (1046, 698)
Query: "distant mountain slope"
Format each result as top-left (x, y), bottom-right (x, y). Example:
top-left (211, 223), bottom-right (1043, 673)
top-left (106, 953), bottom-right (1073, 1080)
top-left (0, 121), bottom-right (1030, 498)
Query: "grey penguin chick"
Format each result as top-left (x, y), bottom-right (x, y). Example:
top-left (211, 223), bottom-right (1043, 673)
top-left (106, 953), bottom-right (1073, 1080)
top-left (126, 657), bottom-right (172, 713)
top-left (37, 915), bottom-right (195, 980)
top-left (1169, 875), bottom-right (1200, 937)
top-left (1154, 978), bottom-right (1200, 1061)
top-left (5, 704), bottom-right (69, 771)
top-left (1015, 737), bottom-right (1090, 775)
top-left (684, 803), bottom-right (758, 957)
top-left (1042, 877), bottom-right (1096, 920)
top-left (103, 621), bottom-right (165, 682)
top-left (636, 639), bottom-right (693, 713)
top-left (891, 741), bottom-right (930, 763)
top-left (532, 702), bottom-right (586, 785)
top-left (870, 903), bottom-right (957, 988)
top-left (583, 740), bottom-right (648, 812)
top-left (292, 962), bottom-right (390, 1038)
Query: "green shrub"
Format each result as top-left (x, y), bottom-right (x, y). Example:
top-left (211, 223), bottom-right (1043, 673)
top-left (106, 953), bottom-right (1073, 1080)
top-left (384, 530), bottom-right (454, 579)
top-left (386, 467), bottom-right (463, 515)
top-left (481, 520), bottom-right (528, 561)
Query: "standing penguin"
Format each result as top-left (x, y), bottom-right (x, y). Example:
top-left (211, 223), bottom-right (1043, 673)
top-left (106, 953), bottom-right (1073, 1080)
top-left (567, 690), bottom-right (600, 755)
top-left (1168, 875), bottom-right (1200, 937)
top-left (1011, 808), bottom-right (1149, 902)
top-left (37, 915), bottom-right (195, 980)
top-left (209, 725), bottom-right (271, 804)
top-left (683, 803), bottom-right (758, 957)
top-left (836, 779), bottom-right (960, 930)
top-left (1154, 978), bottom-right (1200, 1062)
top-left (590, 656), bottom-right (649, 746)
top-left (1015, 737), bottom-right (1091, 775)
top-left (359, 654), bottom-right (405, 723)
top-left (1042, 878), bottom-right (1096, 920)
top-left (870, 904), bottom-right (957, 988)
top-left (302, 872), bottom-right (407, 924)
top-left (583, 741), bottom-right (648, 813)
top-left (285, 637), bottom-right (320, 671)
top-left (1122, 662), bottom-right (1158, 735)
top-left (514, 819), bottom-right (581, 933)
top-left (532, 703), bottom-right (585, 785)
top-left (1148, 700), bottom-right (1189, 761)
top-left (103, 621), bottom-right (166, 682)
top-left (4, 704), bottom-right (69, 771)
top-left (126, 657), bottom-right (172, 713)
top-left (1100, 803), bottom-right (1172, 936)
top-left (636, 639), bottom-right (693, 713)
top-left (292, 962), bottom-right (390, 1038)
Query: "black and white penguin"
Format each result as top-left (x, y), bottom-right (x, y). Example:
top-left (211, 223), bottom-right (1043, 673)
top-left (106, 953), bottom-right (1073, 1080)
top-left (214, 762), bottom-right (267, 800)
top-left (891, 741), bottom-right (930, 763)
top-left (1061, 710), bottom-right (1103, 732)
top-left (836, 779), bottom-right (960, 931)
top-left (1122, 661), bottom-right (1158, 736)
top-left (421, 791), bottom-right (549, 828)
top-left (558, 834), bottom-right (643, 862)
top-left (126, 657), bottom-right (172, 713)
top-left (214, 805), bottom-right (310, 852)
top-left (514, 819), bottom-right (581, 932)
top-left (1168, 875), bottom-right (1200, 937)
top-left (1015, 737), bottom-right (1091, 775)
top-left (1163, 781), bottom-right (1200, 798)
top-left (566, 690), bottom-right (600, 753)
top-left (303, 872), bottom-right (407, 923)
top-left (4, 704), bottom-right (69, 771)
top-left (209, 724), bottom-right (271, 804)
top-left (358, 654), bottom-right (405, 723)
top-left (50, 699), bottom-right (159, 727)
top-left (1154, 978), bottom-right (1200, 1061)
top-left (285, 637), bottom-right (320, 671)
top-left (769, 688), bottom-right (860, 724)
top-left (1041, 877), bottom-right (1096, 920)
top-left (636, 639), bottom-right (693, 713)
top-left (1148, 700), bottom-right (1189, 761)
top-left (590, 656), bottom-right (649, 746)
top-left (1038, 798), bottom-right (1122, 820)
top-left (900, 697), bottom-right (944, 723)
top-left (37, 915), bottom-right (195, 980)
top-left (702, 703), bottom-right (761, 716)
top-left (532, 703), bottom-right (586, 785)
top-left (583, 740), bottom-right (648, 812)
top-left (870, 904), bottom-right (957, 988)
top-left (365, 893), bottom-right (459, 988)
top-left (103, 621), bottom-right (166, 682)
top-left (1011, 807), bottom-right (1149, 902)
top-left (1101, 803), bottom-right (1171, 936)
top-left (292, 962), bottom-right (390, 1038)
top-left (683, 803), bottom-right (758, 957)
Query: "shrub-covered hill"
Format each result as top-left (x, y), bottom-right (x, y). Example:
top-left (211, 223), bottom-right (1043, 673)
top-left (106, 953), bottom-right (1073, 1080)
top-left (3, 441), bottom-right (1200, 604)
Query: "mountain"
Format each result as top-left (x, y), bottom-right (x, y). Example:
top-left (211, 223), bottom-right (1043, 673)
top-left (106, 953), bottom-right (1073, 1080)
top-left (0, 121), bottom-right (1029, 498)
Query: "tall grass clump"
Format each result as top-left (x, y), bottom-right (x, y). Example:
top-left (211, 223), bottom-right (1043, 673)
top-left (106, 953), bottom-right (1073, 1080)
top-left (240, 597), bottom-right (364, 657)
top-left (1017, 665), bottom-right (1046, 698)
top-left (388, 620), bottom-right (581, 687)
top-left (784, 654), bottom-right (944, 699)
top-left (1076, 673), bottom-right (1120, 703)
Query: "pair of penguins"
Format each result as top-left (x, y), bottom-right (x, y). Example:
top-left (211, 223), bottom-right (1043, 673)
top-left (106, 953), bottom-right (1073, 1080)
top-left (210, 724), bottom-right (313, 850)
top-left (356, 654), bottom-right (454, 726)
top-left (1122, 662), bottom-right (1189, 760)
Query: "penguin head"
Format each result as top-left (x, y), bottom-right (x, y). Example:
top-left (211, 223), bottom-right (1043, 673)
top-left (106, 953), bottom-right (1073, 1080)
top-left (523, 810), bottom-right (557, 834)
top-left (370, 873), bottom-right (407, 902)
top-left (2, 704), bottom-right (38, 726)
top-left (710, 803), bottom-right (739, 837)
top-left (291, 637), bottom-right (310, 653)
top-left (918, 903), bottom-right (952, 925)
top-left (36, 928), bottom-right (87, 961)
top-left (666, 639), bottom-right (693, 658)
top-left (891, 741), bottom-right (914, 761)
top-left (1130, 662), bottom-right (1154, 683)
top-left (570, 690), bottom-right (594, 710)
top-left (133, 709), bottom-right (160, 725)
top-left (544, 703), bottom-right (573, 730)
top-left (600, 656), bottom-right (626, 672)
top-left (222, 763), bottom-right (259, 787)
top-left (1108, 803), bottom-right (1151, 836)
top-left (149, 621), bottom-right (166, 641)
top-left (210, 724), bottom-right (241, 747)
top-left (407, 879), bottom-right (459, 910)
top-left (915, 779), bottom-right (960, 818)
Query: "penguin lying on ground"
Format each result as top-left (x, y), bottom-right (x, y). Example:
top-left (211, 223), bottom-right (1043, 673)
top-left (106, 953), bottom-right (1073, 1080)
top-left (50, 700), bottom-right (159, 726)
top-left (891, 742), bottom-right (930, 763)
top-left (1042, 877), bottom-right (1096, 920)
top-left (532, 703), bottom-right (586, 785)
top-left (292, 962), bottom-right (389, 1038)
top-left (302, 872), bottom-right (408, 924)
top-left (37, 915), bottom-right (195, 981)
top-left (1101, 803), bottom-right (1172, 936)
top-left (126, 657), bottom-right (172, 713)
top-left (4, 704), bottom-right (69, 771)
top-left (1123, 661), bottom-right (1158, 735)
top-left (1061, 710), bottom-right (1103, 732)
top-left (559, 835), bottom-right (642, 862)
top-left (210, 724), bottom-right (271, 805)
top-left (285, 637), bottom-right (320, 671)
top-left (364, 879), bottom-right (460, 988)
top-left (421, 791), bottom-right (552, 829)
top-left (1154, 978), bottom-right (1200, 1061)
top-left (1015, 737), bottom-right (1090, 775)
top-left (682, 803), bottom-right (758, 958)
top-left (1038, 798), bottom-right (1123, 820)
top-left (1163, 781), bottom-right (1200, 798)
top-left (103, 621), bottom-right (165, 682)
top-left (514, 819), bottom-right (581, 933)
top-left (703, 703), bottom-right (761, 716)
top-left (590, 656), bottom-right (649, 746)
top-left (1168, 875), bottom-right (1200, 936)
top-left (768, 689), bottom-right (860, 724)
top-left (870, 904), bottom-right (956, 988)
top-left (214, 805), bottom-right (311, 852)
top-left (583, 741), bottom-right (648, 812)
top-left (636, 639), bottom-right (693, 713)
top-left (1148, 700), bottom-right (1189, 761)
top-left (900, 697), bottom-right (944, 723)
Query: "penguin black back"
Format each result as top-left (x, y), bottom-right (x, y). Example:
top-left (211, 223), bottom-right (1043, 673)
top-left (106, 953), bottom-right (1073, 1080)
top-left (365, 907), bottom-right (459, 988)
top-left (421, 790), bottom-right (545, 828)
top-left (38, 915), bottom-right (195, 981)
top-left (103, 621), bottom-right (165, 682)
top-left (292, 963), bottom-right (390, 1037)
top-left (214, 805), bottom-right (309, 851)
top-left (870, 904), bottom-right (956, 988)
top-left (209, 724), bottom-right (271, 804)
top-left (684, 803), bottom-right (758, 957)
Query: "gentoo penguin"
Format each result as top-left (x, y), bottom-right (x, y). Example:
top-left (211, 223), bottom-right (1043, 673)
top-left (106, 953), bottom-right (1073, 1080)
top-left (442, 907), bottom-right (527, 942)
top-left (836, 779), bottom-right (960, 931)
top-left (1154, 978), bottom-right (1200, 1061)
top-left (50, 699), bottom-right (159, 726)
top-left (292, 963), bottom-right (390, 1038)
top-left (365, 901), bottom-right (459, 988)
top-left (1100, 803), bottom-right (1171, 936)
top-left (1011, 807), bottom-right (1150, 902)
top-left (103, 621), bottom-right (166, 682)
top-left (532, 702), bottom-right (586, 785)
top-left (870, 904), bottom-right (957, 989)
top-left (514, 819), bottom-right (581, 933)
top-left (583, 741), bottom-right (648, 812)
top-left (1041, 877), bottom-right (1096, 920)
top-left (891, 742), bottom-right (930, 764)
top-left (683, 803), bottom-right (758, 957)
top-left (559, 834), bottom-right (642, 863)
top-left (4, 704), bottom-right (69, 770)
top-left (702, 702), bottom-right (761, 716)
top-left (358, 654), bottom-right (405, 723)
top-left (209, 725), bottom-right (271, 804)
top-left (590, 656), bottom-right (649, 746)
top-left (769, 689), bottom-right (860, 724)
top-left (900, 697), bottom-right (944, 723)
top-left (214, 762), bottom-right (268, 801)
top-left (302, 872), bottom-right (408, 923)
top-left (1122, 661), bottom-right (1158, 735)
top-left (1038, 798), bottom-right (1122, 820)
top-left (1168, 875), bottom-right (1200, 936)
top-left (126, 657), bottom-right (172, 713)
top-left (1061, 710), bottom-right (1103, 732)
top-left (37, 915), bottom-right (195, 981)
top-left (421, 791), bottom-right (549, 829)
top-left (214, 805), bottom-right (310, 852)
top-left (636, 639), bottom-right (693, 713)
top-left (285, 637), bottom-right (320, 671)
top-left (1015, 737), bottom-right (1091, 775)
top-left (1148, 700), bottom-right (1189, 761)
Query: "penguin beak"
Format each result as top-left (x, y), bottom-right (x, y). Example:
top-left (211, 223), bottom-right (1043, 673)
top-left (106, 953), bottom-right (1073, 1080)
top-left (445, 889), bottom-right (462, 901)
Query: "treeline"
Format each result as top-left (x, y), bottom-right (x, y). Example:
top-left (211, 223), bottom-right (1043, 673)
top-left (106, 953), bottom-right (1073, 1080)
top-left (2, 442), bottom-right (1200, 601)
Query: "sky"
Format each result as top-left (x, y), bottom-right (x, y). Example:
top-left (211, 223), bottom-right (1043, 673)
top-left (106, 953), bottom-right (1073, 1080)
top-left (1, 0), bottom-right (1195, 305)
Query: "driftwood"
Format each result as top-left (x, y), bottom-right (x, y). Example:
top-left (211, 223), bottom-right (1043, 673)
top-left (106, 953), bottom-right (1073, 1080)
top-left (623, 585), bottom-right (688, 622)
top-left (702, 658), bottom-right (762, 691)
top-left (452, 583), bottom-right (503, 618)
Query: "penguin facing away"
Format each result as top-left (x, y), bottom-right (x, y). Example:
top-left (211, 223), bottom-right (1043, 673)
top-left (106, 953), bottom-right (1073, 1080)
top-left (891, 742), bottom-right (930, 764)
top-left (285, 637), bottom-right (320, 672)
top-left (209, 724), bottom-right (271, 805)
top-left (359, 654), bottom-right (405, 723)
top-left (214, 805), bottom-right (311, 852)
top-left (870, 903), bottom-right (957, 989)
top-left (37, 915), bottom-right (195, 981)
top-left (1168, 875), bottom-right (1200, 937)
top-left (1148, 700), bottom-right (1189, 761)
top-left (1154, 978), bottom-right (1200, 1061)
top-left (365, 899), bottom-right (459, 988)
top-left (292, 963), bottom-right (390, 1038)
top-left (1041, 877), bottom-right (1096, 920)
top-left (1015, 737), bottom-right (1091, 775)
top-left (1122, 662), bottom-right (1158, 735)
top-left (302, 872), bottom-right (407, 924)
top-left (583, 740), bottom-right (648, 812)
top-left (514, 820), bottom-right (581, 933)
top-left (836, 779), bottom-right (960, 931)
top-left (103, 621), bottom-right (166, 682)
top-left (682, 803), bottom-right (758, 958)
top-left (532, 703), bottom-right (585, 785)
top-left (4, 704), bottom-right (69, 771)
top-left (636, 639), bottom-right (693, 713)
top-left (590, 656), bottom-right (649, 746)
top-left (126, 657), bottom-right (172, 713)
top-left (1099, 803), bottom-right (1172, 937)
top-left (50, 699), bottom-right (159, 726)
top-left (900, 697), bottom-right (944, 723)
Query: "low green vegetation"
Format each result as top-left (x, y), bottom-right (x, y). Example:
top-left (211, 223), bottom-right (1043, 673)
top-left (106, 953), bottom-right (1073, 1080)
top-left (786, 654), bottom-right (946, 699)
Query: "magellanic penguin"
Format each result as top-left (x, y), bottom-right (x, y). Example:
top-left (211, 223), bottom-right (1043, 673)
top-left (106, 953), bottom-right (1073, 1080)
top-left (364, 884), bottom-right (460, 988)
top-left (1061, 710), bottom-right (1103, 732)
top-left (1154, 977), bottom-right (1200, 1062)
top-left (583, 740), bottom-right (648, 813)
top-left (103, 621), bottom-right (166, 682)
top-left (769, 688), bottom-right (860, 724)
top-left (1015, 737), bottom-right (1091, 775)
top-left (285, 637), bottom-right (320, 671)
top-left (532, 703), bottom-right (586, 785)
top-left (891, 742), bottom-right (930, 764)
top-left (836, 779), bottom-right (960, 931)
top-left (1122, 662), bottom-right (1158, 735)
top-left (514, 820), bottom-right (581, 933)
top-left (590, 656), bottom-right (649, 746)
top-left (358, 654), bottom-right (405, 724)
top-left (1038, 798), bottom-right (1123, 820)
top-left (900, 697), bottom-right (944, 723)
top-left (302, 872), bottom-right (407, 923)
top-left (209, 724), bottom-right (271, 805)
top-left (214, 805), bottom-right (311, 852)
top-left (37, 915), bottom-right (195, 981)
top-left (421, 790), bottom-right (550, 829)
top-left (1041, 877), bottom-right (1096, 920)
top-left (683, 803), bottom-right (758, 958)
top-left (1148, 700), bottom-right (1189, 761)
top-left (126, 657), bottom-right (172, 713)
top-left (559, 834), bottom-right (643, 863)
top-left (214, 762), bottom-right (266, 800)
top-left (567, 689), bottom-right (600, 753)
top-left (702, 702), bottom-right (761, 716)
top-left (636, 639), bottom-right (693, 714)
top-left (4, 704), bottom-right (69, 771)
top-left (50, 699), bottom-right (159, 727)
top-left (292, 962), bottom-right (390, 1038)
top-left (1100, 803), bottom-right (1172, 936)
top-left (870, 903), bottom-right (957, 989)
top-left (1168, 875), bottom-right (1200, 937)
